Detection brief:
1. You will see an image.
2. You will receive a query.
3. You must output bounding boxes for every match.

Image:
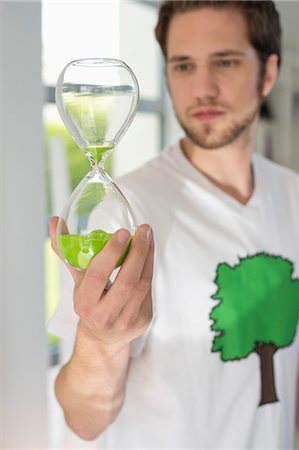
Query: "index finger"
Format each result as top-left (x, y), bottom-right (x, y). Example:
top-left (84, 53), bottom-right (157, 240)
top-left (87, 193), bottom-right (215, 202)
top-left (76, 228), bottom-right (132, 305)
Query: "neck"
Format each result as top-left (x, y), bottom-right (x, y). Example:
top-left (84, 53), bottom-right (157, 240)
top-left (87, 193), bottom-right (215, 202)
top-left (181, 126), bottom-right (257, 205)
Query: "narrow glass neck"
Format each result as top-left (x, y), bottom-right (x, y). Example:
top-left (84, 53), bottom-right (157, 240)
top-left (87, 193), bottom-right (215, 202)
top-left (85, 145), bottom-right (113, 170)
top-left (88, 164), bottom-right (113, 186)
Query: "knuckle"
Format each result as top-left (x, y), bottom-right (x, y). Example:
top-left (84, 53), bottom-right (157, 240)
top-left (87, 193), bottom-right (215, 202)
top-left (73, 301), bottom-right (90, 318)
top-left (136, 279), bottom-right (151, 296)
top-left (80, 313), bottom-right (113, 333)
top-left (97, 315), bottom-right (113, 331)
top-left (117, 279), bottom-right (136, 295)
top-left (117, 317), bottom-right (131, 332)
top-left (86, 270), bottom-right (107, 286)
top-left (136, 315), bottom-right (151, 332)
top-left (139, 304), bottom-right (153, 328)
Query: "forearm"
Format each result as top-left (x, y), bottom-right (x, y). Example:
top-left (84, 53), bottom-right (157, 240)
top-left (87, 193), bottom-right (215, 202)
top-left (50, 221), bottom-right (154, 440)
top-left (55, 321), bottom-right (131, 441)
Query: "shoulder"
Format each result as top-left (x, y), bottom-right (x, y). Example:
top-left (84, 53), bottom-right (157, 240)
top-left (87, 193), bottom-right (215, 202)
top-left (116, 143), bottom-right (180, 193)
top-left (115, 143), bottom-right (181, 224)
top-left (254, 153), bottom-right (299, 189)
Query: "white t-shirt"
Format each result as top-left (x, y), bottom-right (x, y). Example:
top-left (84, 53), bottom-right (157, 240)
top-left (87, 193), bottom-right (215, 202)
top-left (49, 143), bottom-right (299, 449)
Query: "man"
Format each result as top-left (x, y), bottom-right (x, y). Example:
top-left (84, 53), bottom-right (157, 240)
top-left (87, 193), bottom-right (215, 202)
top-left (49, 1), bottom-right (299, 448)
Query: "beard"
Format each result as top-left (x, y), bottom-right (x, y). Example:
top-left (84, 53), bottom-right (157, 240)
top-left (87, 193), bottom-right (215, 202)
top-left (175, 100), bottom-right (262, 150)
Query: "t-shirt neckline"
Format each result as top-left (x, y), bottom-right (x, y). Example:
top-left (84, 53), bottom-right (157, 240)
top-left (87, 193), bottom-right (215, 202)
top-left (173, 142), bottom-right (266, 214)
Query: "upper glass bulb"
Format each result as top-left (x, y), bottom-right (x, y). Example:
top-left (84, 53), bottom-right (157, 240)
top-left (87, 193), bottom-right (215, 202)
top-left (55, 58), bottom-right (139, 165)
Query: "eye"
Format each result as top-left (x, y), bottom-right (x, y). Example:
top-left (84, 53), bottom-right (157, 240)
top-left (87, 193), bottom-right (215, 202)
top-left (214, 59), bottom-right (240, 68)
top-left (173, 63), bottom-right (194, 73)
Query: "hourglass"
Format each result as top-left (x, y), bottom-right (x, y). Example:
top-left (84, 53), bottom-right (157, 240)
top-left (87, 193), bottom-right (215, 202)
top-left (55, 58), bottom-right (139, 270)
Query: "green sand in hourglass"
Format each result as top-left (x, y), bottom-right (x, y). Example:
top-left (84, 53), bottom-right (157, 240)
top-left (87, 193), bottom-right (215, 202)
top-left (55, 58), bottom-right (139, 271)
top-left (58, 229), bottom-right (131, 270)
top-left (87, 145), bottom-right (113, 166)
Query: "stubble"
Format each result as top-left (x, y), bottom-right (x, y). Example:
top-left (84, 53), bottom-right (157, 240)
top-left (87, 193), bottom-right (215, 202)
top-left (176, 101), bottom-right (262, 150)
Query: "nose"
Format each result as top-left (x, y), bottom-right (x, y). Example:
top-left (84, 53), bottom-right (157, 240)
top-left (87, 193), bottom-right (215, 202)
top-left (191, 65), bottom-right (219, 102)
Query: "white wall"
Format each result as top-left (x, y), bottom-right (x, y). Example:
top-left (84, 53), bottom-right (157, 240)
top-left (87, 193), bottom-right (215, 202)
top-left (0, 2), bottom-right (48, 448)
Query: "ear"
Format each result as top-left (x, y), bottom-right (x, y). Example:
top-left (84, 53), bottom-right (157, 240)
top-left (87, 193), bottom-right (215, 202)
top-left (262, 54), bottom-right (279, 97)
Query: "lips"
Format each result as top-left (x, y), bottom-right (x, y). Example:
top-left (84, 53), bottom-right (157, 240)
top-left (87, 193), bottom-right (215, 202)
top-left (193, 109), bottom-right (225, 121)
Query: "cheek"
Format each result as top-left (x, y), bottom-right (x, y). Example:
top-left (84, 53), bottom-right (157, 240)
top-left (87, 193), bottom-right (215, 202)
top-left (235, 74), bottom-right (258, 95)
top-left (234, 91), bottom-right (260, 114)
top-left (168, 81), bottom-right (187, 109)
top-left (167, 74), bottom-right (181, 94)
top-left (227, 73), bottom-right (260, 107)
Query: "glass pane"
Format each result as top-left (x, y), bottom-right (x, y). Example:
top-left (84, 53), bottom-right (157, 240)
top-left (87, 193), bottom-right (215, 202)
top-left (113, 111), bottom-right (161, 178)
top-left (42, 2), bottom-right (120, 86)
top-left (120, 1), bottom-right (160, 100)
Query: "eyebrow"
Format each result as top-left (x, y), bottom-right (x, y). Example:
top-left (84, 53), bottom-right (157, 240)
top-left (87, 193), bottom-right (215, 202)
top-left (211, 50), bottom-right (247, 58)
top-left (167, 50), bottom-right (247, 63)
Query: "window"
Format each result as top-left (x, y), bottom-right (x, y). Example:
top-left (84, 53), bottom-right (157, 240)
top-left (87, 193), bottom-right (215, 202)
top-left (42, 1), bottom-right (163, 446)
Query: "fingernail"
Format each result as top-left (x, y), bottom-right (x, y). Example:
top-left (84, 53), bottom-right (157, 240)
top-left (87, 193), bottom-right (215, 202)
top-left (116, 229), bottom-right (130, 243)
top-left (139, 225), bottom-right (152, 242)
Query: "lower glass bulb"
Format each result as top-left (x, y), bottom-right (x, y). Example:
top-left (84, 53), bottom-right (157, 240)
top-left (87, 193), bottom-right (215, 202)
top-left (56, 168), bottom-right (137, 270)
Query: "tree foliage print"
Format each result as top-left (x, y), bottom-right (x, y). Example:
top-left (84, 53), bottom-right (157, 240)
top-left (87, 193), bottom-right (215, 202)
top-left (210, 253), bottom-right (299, 406)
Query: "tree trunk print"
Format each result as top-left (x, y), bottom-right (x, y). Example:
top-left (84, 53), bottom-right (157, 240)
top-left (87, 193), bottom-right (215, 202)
top-left (255, 343), bottom-right (278, 406)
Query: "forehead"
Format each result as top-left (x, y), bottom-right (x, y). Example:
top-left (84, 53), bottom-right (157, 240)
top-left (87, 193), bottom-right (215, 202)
top-left (166, 7), bottom-right (252, 58)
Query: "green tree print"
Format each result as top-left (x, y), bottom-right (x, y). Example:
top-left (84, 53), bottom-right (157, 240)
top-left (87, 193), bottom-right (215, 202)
top-left (210, 253), bottom-right (299, 406)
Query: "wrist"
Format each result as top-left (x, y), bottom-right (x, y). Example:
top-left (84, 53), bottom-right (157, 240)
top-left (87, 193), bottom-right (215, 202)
top-left (61, 321), bottom-right (131, 400)
top-left (75, 320), bottom-right (131, 362)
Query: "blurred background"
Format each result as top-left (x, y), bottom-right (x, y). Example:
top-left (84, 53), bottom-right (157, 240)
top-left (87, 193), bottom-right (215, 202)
top-left (0, 0), bottom-right (298, 448)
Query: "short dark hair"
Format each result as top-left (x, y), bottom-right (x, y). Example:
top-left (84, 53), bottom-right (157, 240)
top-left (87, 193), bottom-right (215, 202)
top-left (155, 1), bottom-right (282, 71)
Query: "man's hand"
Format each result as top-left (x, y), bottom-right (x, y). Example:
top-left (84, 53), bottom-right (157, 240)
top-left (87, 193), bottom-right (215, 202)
top-left (50, 216), bottom-right (154, 351)
top-left (49, 216), bottom-right (154, 440)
